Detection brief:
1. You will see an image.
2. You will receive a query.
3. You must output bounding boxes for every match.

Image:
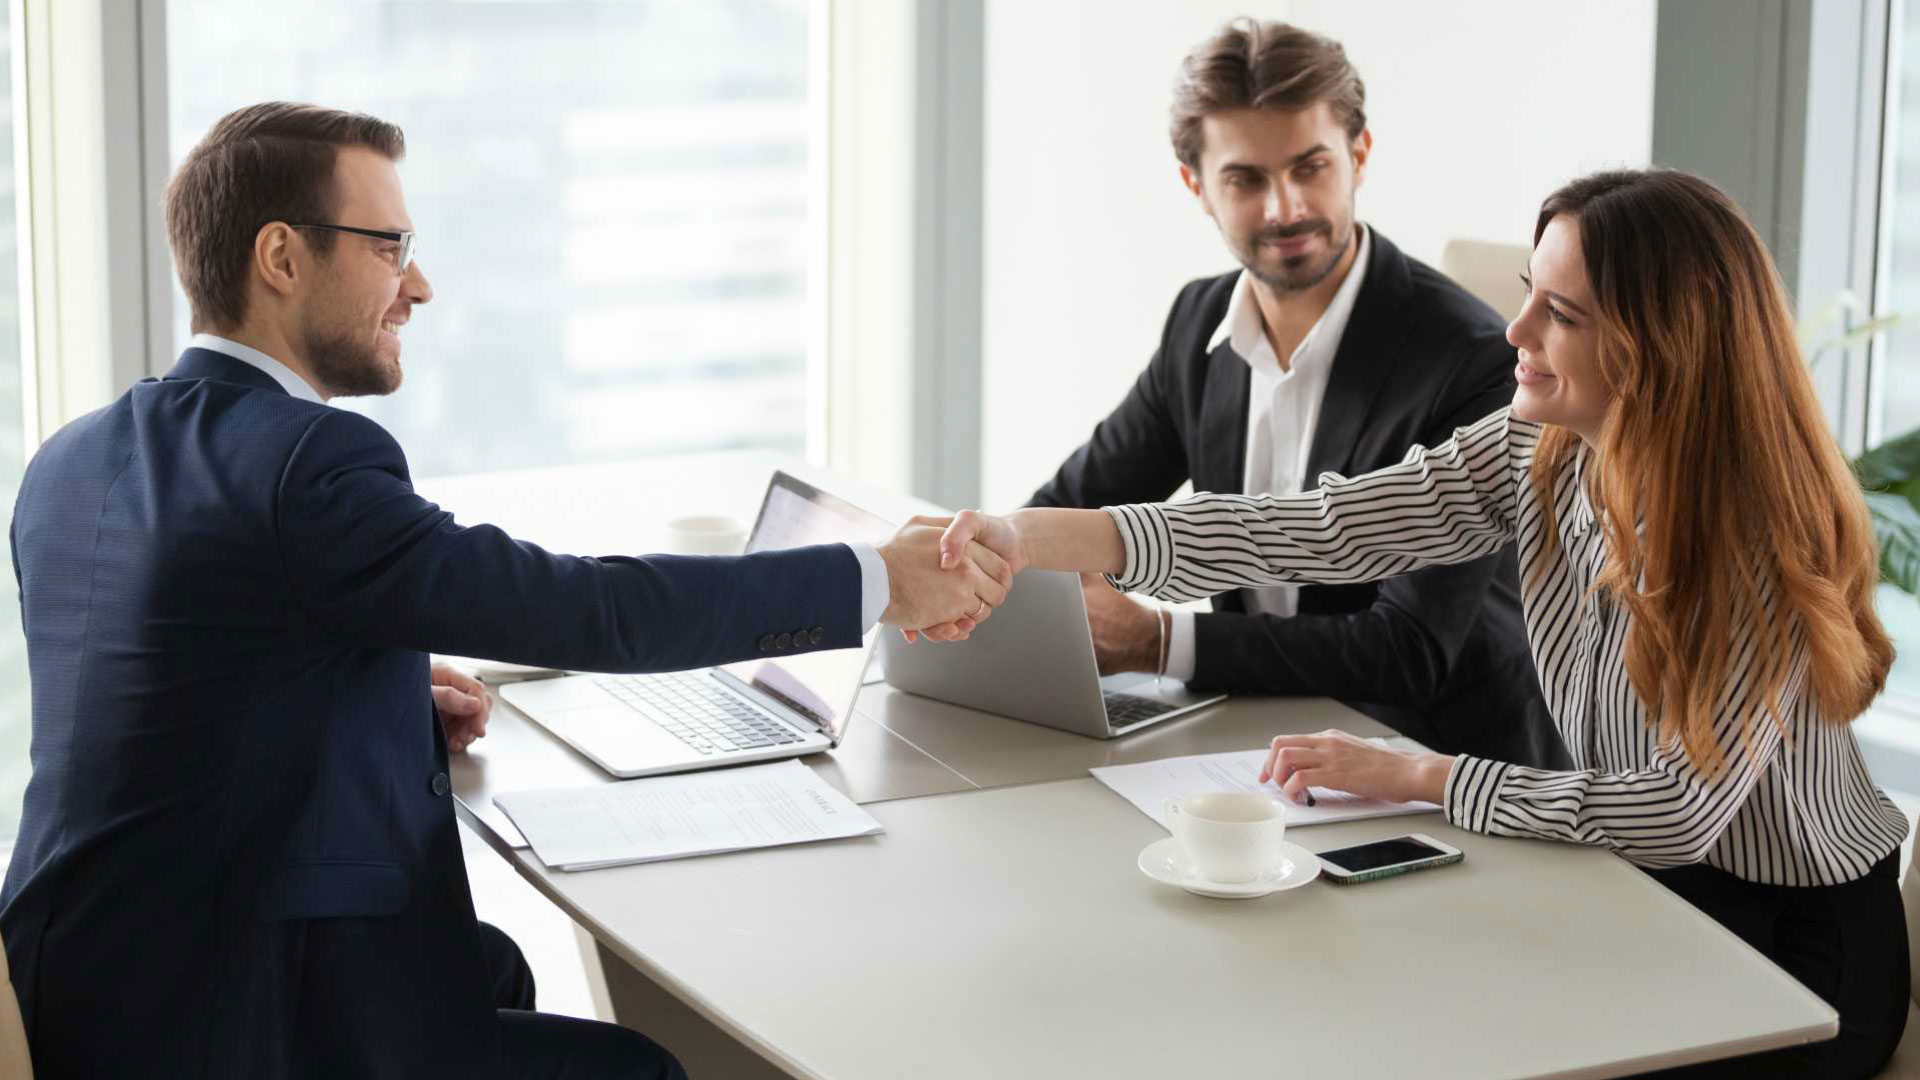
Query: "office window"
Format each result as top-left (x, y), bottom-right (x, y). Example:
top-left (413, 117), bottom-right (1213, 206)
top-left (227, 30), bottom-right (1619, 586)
top-left (1877, 0), bottom-right (1920, 703)
top-left (166, 0), bottom-right (812, 479)
top-left (0, 4), bottom-right (28, 840)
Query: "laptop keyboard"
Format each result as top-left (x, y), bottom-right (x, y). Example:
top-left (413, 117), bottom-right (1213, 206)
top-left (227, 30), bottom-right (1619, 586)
top-left (1103, 691), bottom-right (1179, 729)
top-left (593, 672), bottom-right (807, 756)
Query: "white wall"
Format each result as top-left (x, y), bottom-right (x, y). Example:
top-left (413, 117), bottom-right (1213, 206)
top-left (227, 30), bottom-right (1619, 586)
top-left (978, 0), bottom-right (1656, 509)
top-left (1287, 0), bottom-right (1657, 265)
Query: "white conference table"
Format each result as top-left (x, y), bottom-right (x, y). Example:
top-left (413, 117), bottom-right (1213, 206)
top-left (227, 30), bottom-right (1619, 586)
top-left (425, 453), bottom-right (1837, 1079)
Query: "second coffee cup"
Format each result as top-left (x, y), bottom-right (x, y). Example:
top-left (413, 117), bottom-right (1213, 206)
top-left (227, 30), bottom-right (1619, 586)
top-left (664, 514), bottom-right (747, 556)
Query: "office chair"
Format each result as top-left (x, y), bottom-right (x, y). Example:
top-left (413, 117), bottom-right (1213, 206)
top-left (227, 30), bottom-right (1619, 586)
top-left (1876, 826), bottom-right (1920, 1076)
top-left (1439, 238), bottom-right (1529, 323)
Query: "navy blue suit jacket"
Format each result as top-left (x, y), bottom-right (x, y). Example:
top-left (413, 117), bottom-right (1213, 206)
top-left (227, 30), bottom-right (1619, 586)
top-left (0, 348), bottom-right (863, 1078)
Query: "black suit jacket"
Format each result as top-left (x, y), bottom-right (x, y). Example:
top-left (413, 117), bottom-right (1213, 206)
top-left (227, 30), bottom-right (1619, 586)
top-left (2, 348), bottom-right (865, 1079)
top-left (1030, 230), bottom-right (1566, 768)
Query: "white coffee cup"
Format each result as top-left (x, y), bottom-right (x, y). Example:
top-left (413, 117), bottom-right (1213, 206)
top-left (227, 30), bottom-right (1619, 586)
top-left (1164, 791), bottom-right (1288, 884)
top-left (665, 514), bottom-right (747, 556)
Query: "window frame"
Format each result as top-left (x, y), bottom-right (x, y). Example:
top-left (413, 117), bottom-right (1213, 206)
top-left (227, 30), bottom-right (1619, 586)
top-left (1812, 0), bottom-right (1920, 777)
top-left (12, 0), bottom-right (170, 437)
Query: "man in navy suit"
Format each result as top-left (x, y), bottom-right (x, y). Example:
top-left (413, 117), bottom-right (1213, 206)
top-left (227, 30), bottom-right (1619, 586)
top-left (0, 102), bottom-right (1007, 1079)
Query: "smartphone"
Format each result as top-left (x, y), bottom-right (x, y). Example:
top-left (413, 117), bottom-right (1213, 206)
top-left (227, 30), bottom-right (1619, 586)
top-left (1316, 832), bottom-right (1463, 884)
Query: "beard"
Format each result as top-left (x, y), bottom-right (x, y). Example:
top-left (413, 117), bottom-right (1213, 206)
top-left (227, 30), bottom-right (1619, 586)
top-left (302, 320), bottom-right (402, 398)
top-left (1237, 214), bottom-right (1354, 293)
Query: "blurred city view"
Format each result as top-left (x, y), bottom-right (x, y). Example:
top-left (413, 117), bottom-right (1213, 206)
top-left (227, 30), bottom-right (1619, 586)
top-left (0, 0), bottom-right (815, 841)
top-left (167, 0), bottom-right (812, 478)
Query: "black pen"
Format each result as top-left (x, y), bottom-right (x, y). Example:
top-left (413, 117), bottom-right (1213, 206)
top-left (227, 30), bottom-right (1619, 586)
top-left (1273, 767), bottom-right (1315, 807)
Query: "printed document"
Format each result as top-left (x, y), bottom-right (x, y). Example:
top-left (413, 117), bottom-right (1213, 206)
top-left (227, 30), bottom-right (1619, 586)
top-left (495, 759), bottom-right (884, 871)
top-left (1091, 741), bottom-right (1440, 830)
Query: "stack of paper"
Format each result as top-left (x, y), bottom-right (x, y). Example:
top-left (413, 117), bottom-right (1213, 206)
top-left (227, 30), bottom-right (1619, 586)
top-left (495, 759), bottom-right (884, 871)
top-left (1090, 742), bottom-right (1440, 830)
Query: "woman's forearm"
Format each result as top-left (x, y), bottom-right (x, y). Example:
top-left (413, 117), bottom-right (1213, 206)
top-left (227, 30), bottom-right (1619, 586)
top-left (1007, 507), bottom-right (1127, 576)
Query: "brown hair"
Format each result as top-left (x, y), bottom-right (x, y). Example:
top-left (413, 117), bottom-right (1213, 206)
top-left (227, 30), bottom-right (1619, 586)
top-left (1169, 18), bottom-right (1366, 169)
top-left (164, 101), bottom-right (405, 332)
top-left (1525, 169), bottom-right (1892, 770)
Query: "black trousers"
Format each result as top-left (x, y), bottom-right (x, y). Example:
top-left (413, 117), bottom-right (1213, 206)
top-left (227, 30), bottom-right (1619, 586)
top-left (478, 922), bottom-right (688, 1080)
top-left (1637, 851), bottom-right (1909, 1079)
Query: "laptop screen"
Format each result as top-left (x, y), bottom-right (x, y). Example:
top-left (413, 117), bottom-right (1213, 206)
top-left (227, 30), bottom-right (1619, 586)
top-left (714, 471), bottom-right (893, 742)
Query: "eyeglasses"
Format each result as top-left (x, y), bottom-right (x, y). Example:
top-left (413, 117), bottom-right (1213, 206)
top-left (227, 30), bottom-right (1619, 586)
top-left (286, 223), bottom-right (417, 272)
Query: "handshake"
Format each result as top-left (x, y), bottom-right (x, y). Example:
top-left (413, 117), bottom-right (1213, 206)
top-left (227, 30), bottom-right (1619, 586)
top-left (875, 511), bottom-right (1029, 642)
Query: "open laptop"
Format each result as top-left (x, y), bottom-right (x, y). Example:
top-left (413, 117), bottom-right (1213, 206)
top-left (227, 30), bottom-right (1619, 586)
top-left (501, 471), bottom-right (893, 778)
top-left (880, 569), bottom-right (1225, 738)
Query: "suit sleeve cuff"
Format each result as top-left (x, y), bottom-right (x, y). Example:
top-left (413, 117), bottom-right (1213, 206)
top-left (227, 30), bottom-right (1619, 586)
top-left (1443, 754), bottom-right (1510, 834)
top-left (1164, 611), bottom-right (1197, 681)
top-left (847, 542), bottom-right (888, 631)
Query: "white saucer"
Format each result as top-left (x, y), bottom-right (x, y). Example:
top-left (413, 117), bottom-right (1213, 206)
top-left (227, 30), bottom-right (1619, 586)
top-left (1137, 837), bottom-right (1321, 899)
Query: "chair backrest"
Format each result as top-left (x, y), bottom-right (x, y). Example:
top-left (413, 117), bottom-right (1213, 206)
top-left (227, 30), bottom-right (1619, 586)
top-left (1439, 238), bottom-right (1531, 323)
top-left (0, 930), bottom-right (30, 1078)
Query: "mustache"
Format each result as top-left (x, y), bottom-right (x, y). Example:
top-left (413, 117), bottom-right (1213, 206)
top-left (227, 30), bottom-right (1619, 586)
top-left (1255, 220), bottom-right (1333, 244)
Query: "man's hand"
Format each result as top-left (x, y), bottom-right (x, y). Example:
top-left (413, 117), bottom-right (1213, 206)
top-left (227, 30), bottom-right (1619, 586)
top-left (1080, 573), bottom-right (1160, 675)
top-left (878, 519), bottom-right (1012, 638)
top-left (431, 664), bottom-right (492, 753)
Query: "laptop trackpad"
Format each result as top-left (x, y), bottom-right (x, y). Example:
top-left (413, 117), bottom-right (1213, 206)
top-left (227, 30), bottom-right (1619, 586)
top-left (1101, 673), bottom-right (1208, 706)
top-left (547, 702), bottom-right (698, 767)
top-left (502, 675), bottom-right (607, 712)
top-left (502, 677), bottom-right (702, 771)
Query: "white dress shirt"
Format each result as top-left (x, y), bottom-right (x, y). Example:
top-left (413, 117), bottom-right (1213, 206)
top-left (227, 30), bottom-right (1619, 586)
top-left (190, 333), bottom-right (326, 404)
top-left (1165, 225), bottom-right (1372, 679)
top-left (185, 334), bottom-right (892, 629)
top-left (1109, 408), bottom-right (1908, 886)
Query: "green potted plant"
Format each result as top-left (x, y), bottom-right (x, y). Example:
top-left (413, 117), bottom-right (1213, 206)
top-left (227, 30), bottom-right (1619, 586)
top-left (1814, 293), bottom-right (1915, 588)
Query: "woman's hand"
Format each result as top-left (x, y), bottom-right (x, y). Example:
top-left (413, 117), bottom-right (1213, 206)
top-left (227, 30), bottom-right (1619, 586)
top-left (890, 513), bottom-right (1019, 644)
top-left (895, 512), bottom-right (1030, 644)
top-left (902, 506), bottom-right (1127, 643)
top-left (877, 520), bottom-right (1011, 634)
top-left (937, 510), bottom-right (1030, 577)
top-left (1259, 729), bottom-right (1454, 806)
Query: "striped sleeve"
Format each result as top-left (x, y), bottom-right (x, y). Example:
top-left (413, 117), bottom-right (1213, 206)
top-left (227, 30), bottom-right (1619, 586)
top-left (1444, 635), bottom-right (1800, 869)
top-left (1106, 408), bottom-right (1530, 603)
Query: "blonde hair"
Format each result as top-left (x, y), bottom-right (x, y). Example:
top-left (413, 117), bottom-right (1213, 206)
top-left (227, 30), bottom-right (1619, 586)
top-left (1526, 169), bottom-right (1892, 771)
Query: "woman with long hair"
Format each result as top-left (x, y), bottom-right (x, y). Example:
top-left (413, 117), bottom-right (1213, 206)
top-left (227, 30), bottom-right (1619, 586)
top-left (932, 169), bottom-right (1910, 1077)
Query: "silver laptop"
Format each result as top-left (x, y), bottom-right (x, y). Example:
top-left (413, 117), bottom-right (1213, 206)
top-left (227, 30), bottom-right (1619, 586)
top-left (502, 471), bottom-right (893, 778)
top-left (880, 569), bottom-right (1225, 738)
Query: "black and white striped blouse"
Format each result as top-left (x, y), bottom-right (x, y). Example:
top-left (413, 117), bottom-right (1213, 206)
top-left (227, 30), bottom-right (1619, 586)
top-left (1107, 407), bottom-right (1908, 886)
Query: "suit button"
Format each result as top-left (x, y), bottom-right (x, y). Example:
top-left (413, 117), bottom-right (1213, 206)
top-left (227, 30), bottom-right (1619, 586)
top-left (430, 772), bottom-right (450, 797)
top-left (775, 632), bottom-right (793, 649)
top-left (809, 627), bottom-right (824, 645)
top-left (792, 628), bottom-right (809, 646)
top-left (758, 634), bottom-right (775, 651)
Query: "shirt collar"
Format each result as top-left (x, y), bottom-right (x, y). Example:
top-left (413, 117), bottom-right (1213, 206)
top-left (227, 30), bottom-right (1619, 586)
top-left (1209, 224), bottom-right (1372, 378)
top-left (187, 333), bottom-right (326, 405)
